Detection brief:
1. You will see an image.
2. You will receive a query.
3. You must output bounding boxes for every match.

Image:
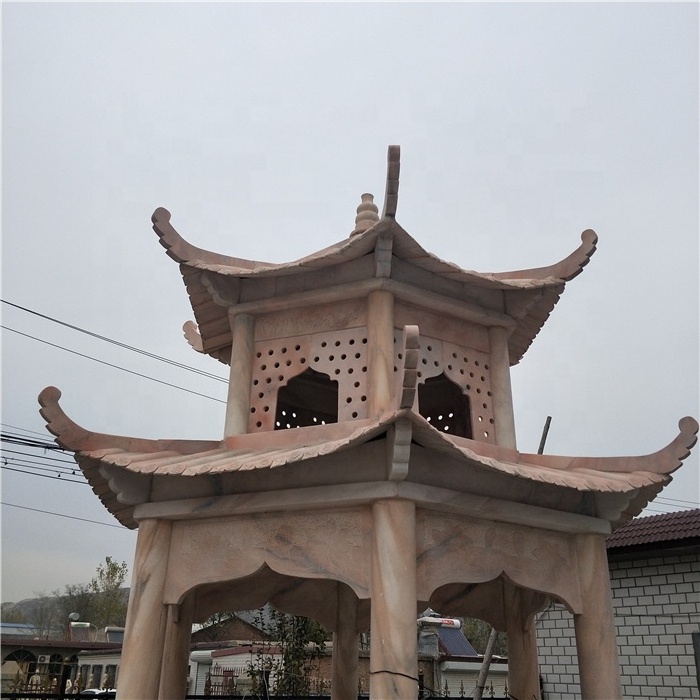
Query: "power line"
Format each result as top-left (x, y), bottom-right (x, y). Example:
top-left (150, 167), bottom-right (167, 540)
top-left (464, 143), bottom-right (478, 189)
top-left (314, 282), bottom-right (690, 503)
top-left (2, 326), bottom-right (226, 404)
top-left (1, 423), bottom-right (52, 439)
top-left (1, 454), bottom-right (82, 474)
top-left (1, 501), bottom-right (125, 529)
top-left (1, 447), bottom-right (75, 465)
top-left (1, 433), bottom-right (67, 452)
top-left (654, 496), bottom-right (700, 507)
top-left (1, 464), bottom-right (88, 484)
top-left (2, 458), bottom-right (80, 476)
top-left (643, 504), bottom-right (698, 515)
top-left (2, 299), bottom-right (227, 383)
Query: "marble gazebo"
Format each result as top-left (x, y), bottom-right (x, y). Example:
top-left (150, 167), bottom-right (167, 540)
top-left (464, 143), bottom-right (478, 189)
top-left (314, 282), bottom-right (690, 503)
top-left (40, 147), bottom-right (697, 700)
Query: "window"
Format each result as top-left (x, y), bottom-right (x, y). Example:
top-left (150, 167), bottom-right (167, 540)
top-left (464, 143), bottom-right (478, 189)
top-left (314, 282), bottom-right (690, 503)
top-left (275, 368), bottom-right (338, 429)
top-left (418, 373), bottom-right (472, 438)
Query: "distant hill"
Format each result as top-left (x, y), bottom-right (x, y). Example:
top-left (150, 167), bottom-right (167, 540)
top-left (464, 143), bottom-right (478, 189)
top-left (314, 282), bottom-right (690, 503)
top-left (1, 589), bottom-right (130, 631)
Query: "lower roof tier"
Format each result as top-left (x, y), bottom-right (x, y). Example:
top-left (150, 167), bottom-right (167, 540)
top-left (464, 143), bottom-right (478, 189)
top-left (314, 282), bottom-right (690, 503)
top-left (39, 386), bottom-right (697, 532)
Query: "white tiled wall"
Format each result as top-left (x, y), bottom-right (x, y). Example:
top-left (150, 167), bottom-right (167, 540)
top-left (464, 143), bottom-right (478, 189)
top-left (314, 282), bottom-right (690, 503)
top-left (536, 552), bottom-right (700, 699)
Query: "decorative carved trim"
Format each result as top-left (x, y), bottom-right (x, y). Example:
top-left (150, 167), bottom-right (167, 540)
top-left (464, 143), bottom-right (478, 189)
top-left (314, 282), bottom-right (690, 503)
top-left (387, 418), bottom-right (412, 481)
top-left (99, 464), bottom-right (150, 506)
top-left (182, 320), bottom-right (204, 353)
top-left (200, 271), bottom-right (240, 307)
top-left (382, 145), bottom-right (401, 218)
top-left (398, 325), bottom-right (420, 410)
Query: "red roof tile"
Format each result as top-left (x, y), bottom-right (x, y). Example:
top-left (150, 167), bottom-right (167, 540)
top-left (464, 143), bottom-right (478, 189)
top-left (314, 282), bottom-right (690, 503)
top-left (606, 508), bottom-right (700, 549)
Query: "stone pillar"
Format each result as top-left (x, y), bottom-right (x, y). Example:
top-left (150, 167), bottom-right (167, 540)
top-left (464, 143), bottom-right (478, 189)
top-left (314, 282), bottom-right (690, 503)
top-left (488, 326), bottom-right (516, 449)
top-left (158, 594), bottom-right (195, 700)
top-left (370, 499), bottom-right (418, 699)
top-left (117, 519), bottom-right (172, 700)
top-left (504, 582), bottom-right (541, 700)
top-left (224, 311), bottom-right (255, 438)
top-left (332, 584), bottom-right (360, 700)
top-left (367, 290), bottom-right (394, 418)
top-left (490, 326), bottom-right (538, 695)
top-left (574, 534), bottom-right (623, 700)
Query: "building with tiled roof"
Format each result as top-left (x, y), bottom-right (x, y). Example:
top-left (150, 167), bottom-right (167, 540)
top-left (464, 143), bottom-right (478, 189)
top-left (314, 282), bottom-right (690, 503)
top-left (538, 508), bottom-right (700, 699)
top-left (606, 507), bottom-right (700, 553)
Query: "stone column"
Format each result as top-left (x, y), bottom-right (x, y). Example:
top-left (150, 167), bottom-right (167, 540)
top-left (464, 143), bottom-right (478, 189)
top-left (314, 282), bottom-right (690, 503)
top-left (367, 290), bottom-right (394, 418)
top-left (488, 326), bottom-right (516, 449)
top-left (490, 326), bottom-right (539, 695)
top-left (158, 594), bottom-right (195, 700)
top-left (370, 499), bottom-right (418, 699)
top-left (332, 584), bottom-right (360, 700)
top-left (503, 582), bottom-right (541, 700)
top-left (574, 533), bottom-right (623, 700)
top-left (117, 519), bottom-right (172, 700)
top-left (224, 311), bottom-right (255, 438)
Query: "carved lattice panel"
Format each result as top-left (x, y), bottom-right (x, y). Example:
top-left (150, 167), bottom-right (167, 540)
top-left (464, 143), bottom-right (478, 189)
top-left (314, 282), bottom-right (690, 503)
top-left (393, 331), bottom-right (495, 443)
top-left (249, 327), bottom-right (369, 432)
top-left (309, 329), bottom-right (369, 422)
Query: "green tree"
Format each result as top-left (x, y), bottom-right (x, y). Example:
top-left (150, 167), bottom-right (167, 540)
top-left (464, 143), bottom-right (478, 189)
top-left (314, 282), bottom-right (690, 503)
top-left (247, 606), bottom-right (329, 696)
top-left (270, 609), bottom-right (328, 696)
top-left (88, 556), bottom-right (129, 630)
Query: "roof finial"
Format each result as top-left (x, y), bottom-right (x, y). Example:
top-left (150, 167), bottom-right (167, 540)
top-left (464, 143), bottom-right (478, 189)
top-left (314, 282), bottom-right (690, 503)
top-left (350, 193), bottom-right (379, 236)
top-left (382, 145), bottom-right (400, 218)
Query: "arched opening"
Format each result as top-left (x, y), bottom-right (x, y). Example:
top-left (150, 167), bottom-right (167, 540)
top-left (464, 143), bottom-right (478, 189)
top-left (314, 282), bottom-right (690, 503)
top-left (275, 368), bottom-right (338, 430)
top-left (418, 373), bottom-right (472, 438)
top-left (2, 650), bottom-right (37, 690)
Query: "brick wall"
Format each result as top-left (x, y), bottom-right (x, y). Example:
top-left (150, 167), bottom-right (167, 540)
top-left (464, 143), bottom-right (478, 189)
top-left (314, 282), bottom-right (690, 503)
top-left (536, 551), bottom-right (700, 699)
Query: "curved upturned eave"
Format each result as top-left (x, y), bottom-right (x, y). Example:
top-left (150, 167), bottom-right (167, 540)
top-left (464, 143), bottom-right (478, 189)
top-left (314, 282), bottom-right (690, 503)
top-left (155, 207), bottom-right (593, 292)
top-left (160, 209), bottom-right (592, 365)
top-left (152, 207), bottom-right (270, 269)
top-left (39, 386), bottom-right (220, 455)
top-left (38, 386), bottom-right (222, 529)
top-left (433, 416), bottom-right (698, 479)
top-left (40, 386), bottom-right (697, 529)
top-left (489, 229), bottom-right (598, 283)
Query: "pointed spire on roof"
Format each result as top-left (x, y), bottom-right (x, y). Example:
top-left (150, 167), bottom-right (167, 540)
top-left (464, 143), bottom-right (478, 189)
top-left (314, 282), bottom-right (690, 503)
top-left (350, 193), bottom-right (379, 236)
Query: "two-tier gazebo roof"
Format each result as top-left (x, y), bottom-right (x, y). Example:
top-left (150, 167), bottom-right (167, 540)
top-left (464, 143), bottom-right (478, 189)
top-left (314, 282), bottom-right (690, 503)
top-left (40, 146), bottom-right (697, 700)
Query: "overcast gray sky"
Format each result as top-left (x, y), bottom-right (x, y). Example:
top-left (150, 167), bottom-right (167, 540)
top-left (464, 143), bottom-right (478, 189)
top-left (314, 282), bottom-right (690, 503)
top-left (2, 2), bottom-right (698, 605)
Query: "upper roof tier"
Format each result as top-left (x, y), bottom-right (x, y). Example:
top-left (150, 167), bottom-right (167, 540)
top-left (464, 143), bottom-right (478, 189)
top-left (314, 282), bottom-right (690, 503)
top-left (153, 146), bottom-right (598, 366)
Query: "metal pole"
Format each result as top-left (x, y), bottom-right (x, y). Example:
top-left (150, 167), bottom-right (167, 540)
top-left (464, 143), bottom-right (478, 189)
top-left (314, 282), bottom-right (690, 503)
top-left (473, 626), bottom-right (499, 700)
top-left (537, 416), bottom-right (552, 455)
